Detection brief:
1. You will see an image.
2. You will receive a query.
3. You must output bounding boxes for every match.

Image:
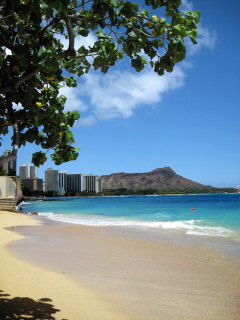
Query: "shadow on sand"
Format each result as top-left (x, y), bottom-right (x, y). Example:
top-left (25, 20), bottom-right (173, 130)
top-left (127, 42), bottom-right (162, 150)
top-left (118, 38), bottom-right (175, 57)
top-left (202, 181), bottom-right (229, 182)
top-left (0, 290), bottom-right (63, 319)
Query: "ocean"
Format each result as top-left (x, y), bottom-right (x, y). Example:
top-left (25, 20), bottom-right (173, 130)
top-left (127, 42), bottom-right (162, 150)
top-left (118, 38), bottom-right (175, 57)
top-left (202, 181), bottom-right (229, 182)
top-left (21, 193), bottom-right (240, 241)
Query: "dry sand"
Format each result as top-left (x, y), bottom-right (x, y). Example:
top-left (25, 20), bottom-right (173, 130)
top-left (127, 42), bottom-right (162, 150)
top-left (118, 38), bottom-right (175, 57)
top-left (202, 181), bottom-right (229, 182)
top-left (0, 211), bottom-right (129, 320)
top-left (1, 211), bottom-right (240, 320)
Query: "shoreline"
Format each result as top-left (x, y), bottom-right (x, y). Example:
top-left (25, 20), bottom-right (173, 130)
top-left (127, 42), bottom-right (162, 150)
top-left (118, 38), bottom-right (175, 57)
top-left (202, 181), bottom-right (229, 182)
top-left (0, 211), bottom-right (129, 320)
top-left (3, 212), bottom-right (240, 320)
top-left (20, 194), bottom-right (240, 260)
top-left (22, 192), bottom-right (240, 202)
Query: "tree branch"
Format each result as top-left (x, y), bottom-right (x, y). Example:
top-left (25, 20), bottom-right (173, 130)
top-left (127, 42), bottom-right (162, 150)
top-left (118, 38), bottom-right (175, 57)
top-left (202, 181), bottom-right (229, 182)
top-left (66, 18), bottom-right (75, 51)
top-left (0, 18), bottom-right (77, 94)
top-left (6, 99), bottom-right (19, 157)
top-left (39, 17), bottom-right (60, 37)
top-left (0, 66), bottom-right (40, 94)
top-left (70, 0), bottom-right (91, 19)
top-left (59, 18), bottom-right (76, 58)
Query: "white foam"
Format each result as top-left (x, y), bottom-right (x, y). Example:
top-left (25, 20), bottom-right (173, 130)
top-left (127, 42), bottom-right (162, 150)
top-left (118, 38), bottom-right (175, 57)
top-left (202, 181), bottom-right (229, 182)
top-left (37, 211), bottom-right (234, 238)
top-left (38, 212), bottom-right (55, 216)
top-left (186, 226), bottom-right (233, 237)
top-left (20, 201), bottom-right (31, 205)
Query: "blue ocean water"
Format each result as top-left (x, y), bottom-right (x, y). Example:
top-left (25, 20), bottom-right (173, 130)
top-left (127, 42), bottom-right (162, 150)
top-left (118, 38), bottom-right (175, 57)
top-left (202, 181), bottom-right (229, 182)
top-left (21, 194), bottom-right (240, 239)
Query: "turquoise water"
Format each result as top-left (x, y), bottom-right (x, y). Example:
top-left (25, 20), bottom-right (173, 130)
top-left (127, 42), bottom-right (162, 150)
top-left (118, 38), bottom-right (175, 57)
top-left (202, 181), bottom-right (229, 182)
top-left (21, 194), bottom-right (240, 239)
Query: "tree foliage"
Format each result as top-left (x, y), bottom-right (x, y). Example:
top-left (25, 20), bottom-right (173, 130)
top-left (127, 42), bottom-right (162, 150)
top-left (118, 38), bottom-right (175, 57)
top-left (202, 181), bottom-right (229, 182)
top-left (102, 187), bottom-right (238, 196)
top-left (0, 0), bottom-right (200, 167)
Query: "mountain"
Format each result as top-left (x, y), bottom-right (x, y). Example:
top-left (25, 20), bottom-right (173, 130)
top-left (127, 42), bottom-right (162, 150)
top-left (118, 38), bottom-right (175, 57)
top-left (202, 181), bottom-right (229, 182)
top-left (100, 167), bottom-right (205, 190)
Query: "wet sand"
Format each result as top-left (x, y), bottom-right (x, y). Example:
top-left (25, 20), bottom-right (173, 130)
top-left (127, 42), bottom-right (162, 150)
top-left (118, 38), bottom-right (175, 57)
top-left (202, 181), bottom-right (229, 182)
top-left (5, 214), bottom-right (240, 320)
top-left (0, 211), bottom-right (129, 320)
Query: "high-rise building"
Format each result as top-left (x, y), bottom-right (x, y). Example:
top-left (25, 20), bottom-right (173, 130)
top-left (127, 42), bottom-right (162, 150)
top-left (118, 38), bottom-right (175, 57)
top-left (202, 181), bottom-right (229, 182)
top-left (45, 168), bottom-right (59, 192)
top-left (19, 163), bottom-right (38, 180)
top-left (67, 174), bottom-right (84, 193)
top-left (58, 172), bottom-right (102, 194)
top-left (84, 175), bottom-right (102, 193)
top-left (1, 149), bottom-right (16, 175)
top-left (22, 178), bottom-right (43, 192)
top-left (95, 176), bottom-right (102, 193)
top-left (59, 171), bottom-right (68, 195)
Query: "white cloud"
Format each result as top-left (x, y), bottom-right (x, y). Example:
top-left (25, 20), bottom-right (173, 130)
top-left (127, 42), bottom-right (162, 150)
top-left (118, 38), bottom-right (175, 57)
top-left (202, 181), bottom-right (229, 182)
top-left (13, 102), bottom-right (23, 110)
top-left (197, 24), bottom-right (217, 51)
top-left (181, 0), bottom-right (194, 11)
top-left (5, 48), bottom-right (12, 55)
top-left (55, 32), bottom-right (97, 65)
top-left (59, 86), bottom-right (88, 112)
top-left (79, 115), bottom-right (96, 126)
top-left (180, 0), bottom-right (217, 56)
top-left (55, 32), bottom-right (97, 51)
top-left (75, 65), bottom-right (185, 122)
top-left (186, 24), bottom-right (217, 56)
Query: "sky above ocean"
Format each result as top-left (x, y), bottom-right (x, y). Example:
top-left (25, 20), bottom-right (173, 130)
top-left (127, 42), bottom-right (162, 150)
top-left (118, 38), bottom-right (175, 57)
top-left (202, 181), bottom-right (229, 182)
top-left (1, 0), bottom-right (240, 188)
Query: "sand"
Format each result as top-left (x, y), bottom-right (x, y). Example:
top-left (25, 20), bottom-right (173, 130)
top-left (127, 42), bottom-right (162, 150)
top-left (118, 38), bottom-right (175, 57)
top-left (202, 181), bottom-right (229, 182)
top-left (0, 211), bottom-right (129, 320)
top-left (1, 211), bottom-right (240, 320)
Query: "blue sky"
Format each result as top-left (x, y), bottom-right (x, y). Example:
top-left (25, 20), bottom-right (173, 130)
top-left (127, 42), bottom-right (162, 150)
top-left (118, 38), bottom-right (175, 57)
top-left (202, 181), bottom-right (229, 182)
top-left (1, 0), bottom-right (240, 188)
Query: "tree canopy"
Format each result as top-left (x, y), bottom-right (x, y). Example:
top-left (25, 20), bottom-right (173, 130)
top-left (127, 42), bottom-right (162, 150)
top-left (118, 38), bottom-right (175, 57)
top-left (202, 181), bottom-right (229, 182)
top-left (0, 0), bottom-right (200, 167)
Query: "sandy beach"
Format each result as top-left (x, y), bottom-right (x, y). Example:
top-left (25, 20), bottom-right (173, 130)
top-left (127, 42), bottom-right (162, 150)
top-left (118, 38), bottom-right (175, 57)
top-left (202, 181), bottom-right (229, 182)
top-left (0, 211), bottom-right (129, 320)
top-left (1, 211), bottom-right (240, 320)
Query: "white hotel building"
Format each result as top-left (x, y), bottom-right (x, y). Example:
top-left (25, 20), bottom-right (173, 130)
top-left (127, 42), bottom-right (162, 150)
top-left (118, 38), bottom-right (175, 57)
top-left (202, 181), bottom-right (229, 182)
top-left (19, 163), bottom-right (38, 180)
top-left (49, 170), bottom-right (102, 194)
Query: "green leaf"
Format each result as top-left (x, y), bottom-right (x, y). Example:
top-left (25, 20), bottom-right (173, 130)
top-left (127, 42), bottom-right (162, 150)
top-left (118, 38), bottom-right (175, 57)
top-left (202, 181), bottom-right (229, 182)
top-left (110, 0), bottom-right (118, 7)
top-left (131, 56), bottom-right (146, 72)
top-left (158, 68), bottom-right (164, 76)
top-left (32, 151), bottom-right (47, 167)
top-left (65, 76), bottom-right (77, 87)
top-left (72, 110), bottom-right (80, 121)
top-left (172, 25), bottom-right (187, 37)
top-left (128, 30), bottom-right (137, 38)
top-left (157, 17), bottom-right (166, 23)
top-left (193, 10), bottom-right (201, 23)
top-left (164, 12), bottom-right (175, 17)
top-left (39, 61), bottom-right (50, 73)
top-left (190, 37), bottom-right (198, 45)
top-left (38, 46), bottom-right (47, 57)
top-left (131, 3), bottom-right (139, 11)
top-left (117, 51), bottom-right (124, 59)
top-left (190, 29), bottom-right (197, 38)
top-left (138, 9), bottom-right (149, 19)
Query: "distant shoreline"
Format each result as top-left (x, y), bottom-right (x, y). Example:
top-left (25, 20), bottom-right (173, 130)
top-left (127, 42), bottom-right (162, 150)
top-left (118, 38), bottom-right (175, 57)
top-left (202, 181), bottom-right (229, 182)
top-left (23, 190), bottom-right (239, 202)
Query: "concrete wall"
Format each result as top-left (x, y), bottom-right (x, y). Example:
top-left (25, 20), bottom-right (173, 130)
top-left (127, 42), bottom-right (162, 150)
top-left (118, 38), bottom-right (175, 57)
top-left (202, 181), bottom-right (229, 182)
top-left (0, 176), bottom-right (16, 198)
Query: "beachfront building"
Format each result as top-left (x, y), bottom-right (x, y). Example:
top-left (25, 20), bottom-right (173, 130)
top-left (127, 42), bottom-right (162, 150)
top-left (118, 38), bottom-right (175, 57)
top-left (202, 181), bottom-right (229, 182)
top-left (19, 163), bottom-right (38, 180)
top-left (67, 174), bottom-right (85, 193)
top-left (1, 149), bottom-right (16, 175)
top-left (59, 170), bottom-right (68, 195)
top-left (58, 171), bottom-right (102, 194)
top-left (237, 185), bottom-right (240, 193)
top-left (22, 178), bottom-right (43, 192)
top-left (95, 176), bottom-right (102, 193)
top-left (45, 168), bottom-right (59, 193)
top-left (84, 175), bottom-right (102, 193)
